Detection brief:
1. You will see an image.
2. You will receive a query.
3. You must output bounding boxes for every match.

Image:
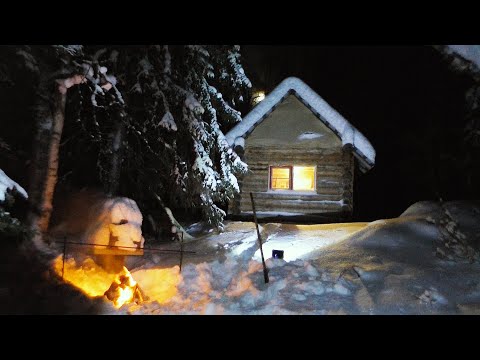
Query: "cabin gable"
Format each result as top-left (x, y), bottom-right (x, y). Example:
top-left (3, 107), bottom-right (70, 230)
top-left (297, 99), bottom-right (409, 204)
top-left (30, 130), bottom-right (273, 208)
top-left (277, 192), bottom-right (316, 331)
top-left (245, 94), bottom-right (342, 149)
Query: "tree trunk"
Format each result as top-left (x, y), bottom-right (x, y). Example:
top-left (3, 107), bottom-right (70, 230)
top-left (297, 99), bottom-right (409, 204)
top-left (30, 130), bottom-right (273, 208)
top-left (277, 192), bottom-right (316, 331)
top-left (106, 113), bottom-right (125, 197)
top-left (27, 83), bottom-right (67, 246)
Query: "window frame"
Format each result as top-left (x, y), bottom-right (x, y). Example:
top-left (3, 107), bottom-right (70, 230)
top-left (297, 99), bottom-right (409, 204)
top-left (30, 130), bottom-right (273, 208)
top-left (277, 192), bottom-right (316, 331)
top-left (269, 165), bottom-right (293, 190)
top-left (269, 165), bottom-right (316, 192)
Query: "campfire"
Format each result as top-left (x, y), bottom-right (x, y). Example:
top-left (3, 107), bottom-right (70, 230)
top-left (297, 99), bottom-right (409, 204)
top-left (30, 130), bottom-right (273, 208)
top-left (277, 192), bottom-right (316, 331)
top-left (104, 266), bottom-right (143, 308)
top-left (53, 255), bottom-right (182, 309)
top-left (49, 195), bottom-right (185, 310)
top-left (53, 256), bottom-right (142, 308)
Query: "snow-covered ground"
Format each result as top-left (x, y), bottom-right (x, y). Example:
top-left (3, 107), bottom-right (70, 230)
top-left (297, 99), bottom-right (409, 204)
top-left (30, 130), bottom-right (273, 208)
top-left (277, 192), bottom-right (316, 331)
top-left (57, 200), bottom-right (480, 314)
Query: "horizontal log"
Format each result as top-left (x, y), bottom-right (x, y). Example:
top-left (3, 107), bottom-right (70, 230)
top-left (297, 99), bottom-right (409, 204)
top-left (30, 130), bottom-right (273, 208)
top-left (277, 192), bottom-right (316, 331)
top-left (245, 149), bottom-right (342, 154)
top-left (241, 187), bottom-right (270, 193)
top-left (249, 192), bottom-right (342, 201)
top-left (245, 170), bottom-right (343, 178)
top-left (242, 175), bottom-right (269, 181)
top-left (246, 158), bottom-right (346, 165)
top-left (240, 202), bottom-right (348, 213)
top-left (317, 188), bottom-right (344, 196)
top-left (317, 176), bottom-right (347, 187)
top-left (241, 196), bottom-right (344, 208)
top-left (316, 170), bottom-right (345, 177)
top-left (242, 183), bottom-right (346, 193)
top-left (245, 151), bottom-right (345, 157)
top-left (246, 146), bottom-right (343, 154)
top-left (242, 190), bottom-right (270, 195)
top-left (244, 162), bottom-right (350, 171)
top-left (247, 165), bottom-right (270, 171)
top-left (239, 208), bottom-right (341, 215)
top-left (245, 171), bottom-right (269, 177)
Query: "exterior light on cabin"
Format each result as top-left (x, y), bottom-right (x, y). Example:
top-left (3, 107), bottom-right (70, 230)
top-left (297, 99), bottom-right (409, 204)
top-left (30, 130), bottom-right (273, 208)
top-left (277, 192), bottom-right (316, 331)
top-left (252, 90), bottom-right (266, 105)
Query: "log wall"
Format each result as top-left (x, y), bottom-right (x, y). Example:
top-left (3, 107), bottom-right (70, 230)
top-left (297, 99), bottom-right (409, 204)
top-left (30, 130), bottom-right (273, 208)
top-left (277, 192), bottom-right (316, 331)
top-left (233, 146), bottom-right (354, 215)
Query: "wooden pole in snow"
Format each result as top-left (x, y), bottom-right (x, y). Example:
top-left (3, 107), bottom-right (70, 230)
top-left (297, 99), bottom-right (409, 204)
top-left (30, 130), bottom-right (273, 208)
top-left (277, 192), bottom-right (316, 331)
top-left (62, 235), bottom-right (67, 279)
top-left (250, 192), bottom-right (269, 284)
top-left (179, 231), bottom-right (184, 273)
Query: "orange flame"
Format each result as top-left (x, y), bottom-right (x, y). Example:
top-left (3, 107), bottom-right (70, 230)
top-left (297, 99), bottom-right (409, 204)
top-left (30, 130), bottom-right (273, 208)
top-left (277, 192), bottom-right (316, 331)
top-left (104, 267), bottom-right (140, 308)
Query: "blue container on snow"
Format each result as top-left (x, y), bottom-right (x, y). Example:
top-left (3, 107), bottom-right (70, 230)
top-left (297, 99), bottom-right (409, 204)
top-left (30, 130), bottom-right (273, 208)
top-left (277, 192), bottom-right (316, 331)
top-left (272, 249), bottom-right (284, 259)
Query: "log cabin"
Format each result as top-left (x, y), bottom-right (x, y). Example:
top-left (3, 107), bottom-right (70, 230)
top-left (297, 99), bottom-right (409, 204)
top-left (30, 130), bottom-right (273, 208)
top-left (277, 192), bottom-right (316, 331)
top-left (225, 77), bottom-right (376, 220)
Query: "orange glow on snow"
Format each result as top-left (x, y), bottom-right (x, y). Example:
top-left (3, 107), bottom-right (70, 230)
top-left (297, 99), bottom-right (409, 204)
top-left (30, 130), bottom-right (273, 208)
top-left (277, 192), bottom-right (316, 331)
top-left (53, 256), bottom-right (118, 298)
top-left (131, 268), bottom-right (182, 305)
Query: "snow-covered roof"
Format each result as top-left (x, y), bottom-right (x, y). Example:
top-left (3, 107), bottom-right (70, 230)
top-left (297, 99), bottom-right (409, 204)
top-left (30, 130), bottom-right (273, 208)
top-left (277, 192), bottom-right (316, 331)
top-left (0, 168), bottom-right (28, 202)
top-left (226, 77), bottom-right (376, 172)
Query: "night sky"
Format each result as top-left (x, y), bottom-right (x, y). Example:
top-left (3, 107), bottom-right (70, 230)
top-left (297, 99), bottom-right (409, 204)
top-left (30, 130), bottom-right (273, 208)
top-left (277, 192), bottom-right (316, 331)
top-left (240, 46), bottom-right (476, 220)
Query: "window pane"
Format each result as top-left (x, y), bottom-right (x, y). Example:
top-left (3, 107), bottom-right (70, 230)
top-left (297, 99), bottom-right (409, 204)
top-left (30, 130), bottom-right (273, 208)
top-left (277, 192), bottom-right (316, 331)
top-left (293, 166), bottom-right (315, 191)
top-left (271, 167), bottom-right (291, 190)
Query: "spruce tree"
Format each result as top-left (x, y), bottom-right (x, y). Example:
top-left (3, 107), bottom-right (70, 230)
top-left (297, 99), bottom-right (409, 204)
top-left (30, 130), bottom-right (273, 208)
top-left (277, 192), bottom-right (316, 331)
top-left (67, 45), bottom-right (251, 229)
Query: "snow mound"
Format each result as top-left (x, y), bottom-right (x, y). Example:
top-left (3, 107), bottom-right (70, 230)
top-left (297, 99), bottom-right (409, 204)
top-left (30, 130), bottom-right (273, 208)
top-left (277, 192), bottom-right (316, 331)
top-left (400, 200), bottom-right (443, 218)
top-left (83, 197), bottom-right (145, 253)
top-left (400, 200), bottom-right (480, 256)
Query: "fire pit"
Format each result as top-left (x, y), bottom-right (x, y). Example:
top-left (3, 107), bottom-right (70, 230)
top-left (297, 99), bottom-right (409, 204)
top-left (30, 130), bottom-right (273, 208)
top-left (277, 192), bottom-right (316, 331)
top-left (104, 266), bottom-right (144, 308)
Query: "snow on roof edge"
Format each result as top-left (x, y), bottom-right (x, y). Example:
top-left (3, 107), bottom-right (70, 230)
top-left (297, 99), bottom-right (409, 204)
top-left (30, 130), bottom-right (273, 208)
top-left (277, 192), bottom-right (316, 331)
top-left (226, 77), bottom-right (376, 171)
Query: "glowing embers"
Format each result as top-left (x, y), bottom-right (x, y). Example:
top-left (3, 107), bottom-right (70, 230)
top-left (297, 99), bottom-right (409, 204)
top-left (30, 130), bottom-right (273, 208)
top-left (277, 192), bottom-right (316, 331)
top-left (104, 267), bottom-right (143, 308)
top-left (270, 166), bottom-right (315, 191)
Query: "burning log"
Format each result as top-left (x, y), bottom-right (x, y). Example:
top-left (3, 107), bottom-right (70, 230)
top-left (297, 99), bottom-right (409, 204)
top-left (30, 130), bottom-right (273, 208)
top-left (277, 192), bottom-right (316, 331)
top-left (104, 266), bottom-right (144, 308)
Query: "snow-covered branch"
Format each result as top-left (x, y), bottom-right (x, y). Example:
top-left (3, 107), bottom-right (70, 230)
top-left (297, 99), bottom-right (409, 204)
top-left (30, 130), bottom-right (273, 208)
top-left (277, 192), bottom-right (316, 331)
top-left (0, 168), bottom-right (28, 202)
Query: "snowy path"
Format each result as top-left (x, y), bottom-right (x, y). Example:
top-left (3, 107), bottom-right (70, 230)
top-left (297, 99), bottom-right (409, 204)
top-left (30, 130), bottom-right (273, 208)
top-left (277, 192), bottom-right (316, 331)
top-left (252, 223), bottom-right (367, 262)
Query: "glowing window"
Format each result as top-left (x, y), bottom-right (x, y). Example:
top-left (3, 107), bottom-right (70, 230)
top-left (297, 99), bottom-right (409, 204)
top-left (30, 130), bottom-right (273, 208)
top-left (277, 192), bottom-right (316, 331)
top-left (293, 166), bottom-right (315, 191)
top-left (270, 166), bottom-right (316, 191)
top-left (270, 167), bottom-right (291, 190)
